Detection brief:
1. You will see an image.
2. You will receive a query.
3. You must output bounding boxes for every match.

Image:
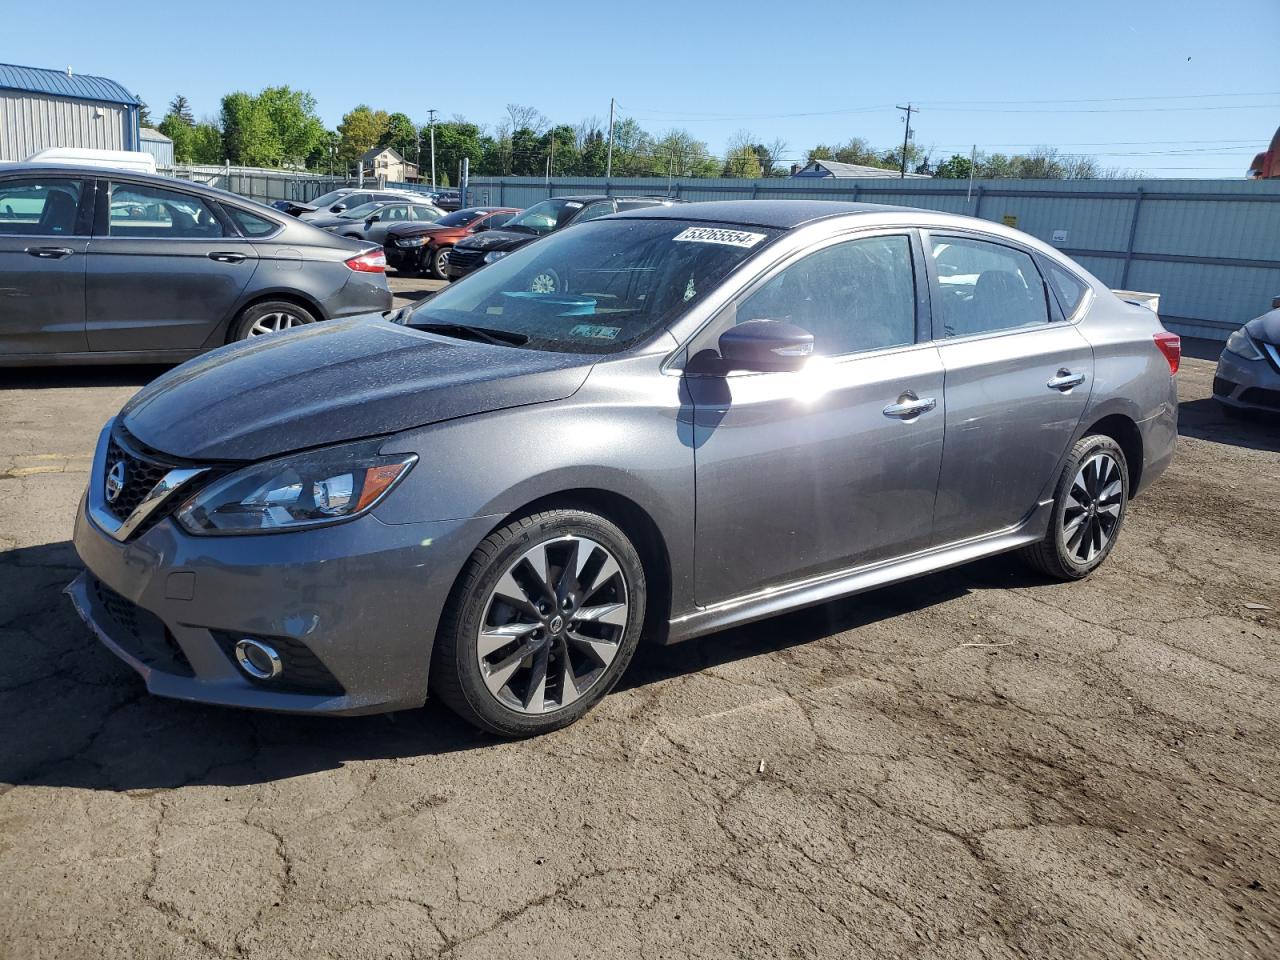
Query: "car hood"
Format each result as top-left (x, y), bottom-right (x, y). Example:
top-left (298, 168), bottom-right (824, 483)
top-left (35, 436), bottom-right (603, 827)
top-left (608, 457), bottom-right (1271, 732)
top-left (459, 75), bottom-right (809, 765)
top-left (1245, 308), bottom-right (1280, 345)
top-left (119, 315), bottom-right (595, 462)
top-left (454, 229), bottom-right (540, 253)
top-left (386, 222), bottom-right (454, 240)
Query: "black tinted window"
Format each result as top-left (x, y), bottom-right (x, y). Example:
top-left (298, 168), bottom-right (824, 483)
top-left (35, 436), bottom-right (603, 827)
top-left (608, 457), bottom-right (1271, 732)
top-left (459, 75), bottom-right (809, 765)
top-left (737, 235), bottom-right (916, 356)
top-left (1045, 260), bottom-right (1088, 316)
top-left (109, 183), bottom-right (224, 239)
top-left (0, 178), bottom-right (82, 235)
top-left (225, 206), bottom-right (279, 238)
top-left (930, 237), bottom-right (1048, 337)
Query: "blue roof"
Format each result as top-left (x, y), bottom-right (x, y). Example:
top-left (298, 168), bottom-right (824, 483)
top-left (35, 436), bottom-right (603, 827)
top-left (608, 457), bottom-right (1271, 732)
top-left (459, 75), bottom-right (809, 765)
top-left (0, 62), bottom-right (138, 107)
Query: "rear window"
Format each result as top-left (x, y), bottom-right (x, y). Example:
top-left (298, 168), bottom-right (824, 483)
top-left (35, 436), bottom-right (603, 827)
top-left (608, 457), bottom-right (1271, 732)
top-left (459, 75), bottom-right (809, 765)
top-left (225, 206), bottom-right (279, 238)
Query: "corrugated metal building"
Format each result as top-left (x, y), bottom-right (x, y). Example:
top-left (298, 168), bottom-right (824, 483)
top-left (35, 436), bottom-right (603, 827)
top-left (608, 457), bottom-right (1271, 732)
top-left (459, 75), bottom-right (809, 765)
top-left (0, 62), bottom-right (141, 161)
top-left (139, 127), bottom-right (174, 167)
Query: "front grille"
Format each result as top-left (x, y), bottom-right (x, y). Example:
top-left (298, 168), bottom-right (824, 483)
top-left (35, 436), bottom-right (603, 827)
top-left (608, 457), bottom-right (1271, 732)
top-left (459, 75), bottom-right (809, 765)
top-left (1212, 376), bottom-right (1237, 398)
top-left (447, 246), bottom-right (485, 274)
top-left (92, 578), bottom-right (194, 676)
top-left (212, 631), bottom-right (345, 695)
top-left (1240, 386), bottom-right (1280, 410)
top-left (103, 435), bottom-right (170, 522)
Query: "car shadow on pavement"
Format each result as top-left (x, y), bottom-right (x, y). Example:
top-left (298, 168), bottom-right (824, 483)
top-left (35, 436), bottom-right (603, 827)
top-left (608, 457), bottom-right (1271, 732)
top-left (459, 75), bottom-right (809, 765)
top-left (1179, 398), bottom-right (1280, 453)
top-left (0, 364), bottom-right (170, 390)
top-left (0, 539), bottom-right (1033, 794)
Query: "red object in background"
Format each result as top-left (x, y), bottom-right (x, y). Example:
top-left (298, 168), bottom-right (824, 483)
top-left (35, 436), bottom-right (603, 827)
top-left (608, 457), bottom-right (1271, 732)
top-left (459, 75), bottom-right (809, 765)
top-left (1248, 127), bottom-right (1280, 179)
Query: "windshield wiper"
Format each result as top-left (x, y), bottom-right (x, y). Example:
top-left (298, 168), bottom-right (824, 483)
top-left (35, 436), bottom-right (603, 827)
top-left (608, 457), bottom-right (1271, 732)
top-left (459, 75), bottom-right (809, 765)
top-left (411, 321), bottom-right (529, 347)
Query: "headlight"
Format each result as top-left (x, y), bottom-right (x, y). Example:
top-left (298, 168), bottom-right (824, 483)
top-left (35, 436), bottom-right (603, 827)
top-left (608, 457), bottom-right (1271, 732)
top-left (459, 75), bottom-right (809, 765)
top-left (176, 438), bottom-right (416, 535)
top-left (482, 250), bottom-right (509, 264)
top-left (1225, 328), bottom-right (1263, 361)
top-left (396, 236), bottom-right (428, 247)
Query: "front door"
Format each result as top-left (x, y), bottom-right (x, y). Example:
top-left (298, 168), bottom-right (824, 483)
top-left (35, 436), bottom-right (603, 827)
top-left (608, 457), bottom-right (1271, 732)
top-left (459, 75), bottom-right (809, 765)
top-left (687, 232), bottom-right (945, 606)
top-left (926, 233), bottom-right (1095, 544)
top-left (85, 179), bottom-right (257, 352)
top-left (0, 175), bottom-right (90, 357)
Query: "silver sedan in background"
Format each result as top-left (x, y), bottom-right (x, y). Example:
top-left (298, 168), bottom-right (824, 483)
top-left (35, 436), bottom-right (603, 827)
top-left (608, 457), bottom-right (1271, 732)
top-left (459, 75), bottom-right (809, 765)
top-left (68, 201), bottom-right (1178, 737)
top-left (1213, 298), bottom-right (1280, 416)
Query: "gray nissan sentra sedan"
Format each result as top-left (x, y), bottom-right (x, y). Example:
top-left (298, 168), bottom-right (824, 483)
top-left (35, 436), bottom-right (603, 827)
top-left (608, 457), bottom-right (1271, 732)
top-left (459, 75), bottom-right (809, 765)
top-left (68, 201), bottom-right (1179, 736)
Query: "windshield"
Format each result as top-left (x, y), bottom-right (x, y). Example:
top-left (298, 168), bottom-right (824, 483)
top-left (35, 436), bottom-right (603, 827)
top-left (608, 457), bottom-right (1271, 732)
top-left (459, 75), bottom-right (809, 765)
top-left (436, 208), bottom-right (489, 227)
top-left (405, 218), bottom-right (778, 354)
top-left (501, 198), bottom-right (584, 236)
top-left (340, 201), bottom-right (386, 219)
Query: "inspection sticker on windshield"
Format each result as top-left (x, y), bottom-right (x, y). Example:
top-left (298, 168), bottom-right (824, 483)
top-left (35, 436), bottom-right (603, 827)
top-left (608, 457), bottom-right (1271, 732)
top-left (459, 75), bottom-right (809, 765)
top-left (672, 227), bottom-right (766, 248)
top-left (569, 323), bottom-right (620, 340)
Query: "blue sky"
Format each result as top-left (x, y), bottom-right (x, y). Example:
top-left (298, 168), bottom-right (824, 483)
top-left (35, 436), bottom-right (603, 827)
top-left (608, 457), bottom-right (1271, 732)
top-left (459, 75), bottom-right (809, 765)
top-left (8, 0), bottom-right (1278, 177)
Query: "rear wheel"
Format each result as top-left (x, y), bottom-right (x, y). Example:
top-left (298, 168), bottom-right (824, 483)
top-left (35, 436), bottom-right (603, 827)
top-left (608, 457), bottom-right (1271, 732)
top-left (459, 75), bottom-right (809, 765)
top-left (230, 300), bottom-right (317, 341)
top-left (1019, 434), bottom-right (1129, 580)
top-left (428, 245), bottom-right (452, 280)
top-left (431, 509), bottom-right (646, 737)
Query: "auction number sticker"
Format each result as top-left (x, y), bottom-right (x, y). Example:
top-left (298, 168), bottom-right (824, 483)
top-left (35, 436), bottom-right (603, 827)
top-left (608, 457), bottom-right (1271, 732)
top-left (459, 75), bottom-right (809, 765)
top-left (672, 227), bottom-right (766, 248)
top-left (570, 323), bottom-right (621, 340)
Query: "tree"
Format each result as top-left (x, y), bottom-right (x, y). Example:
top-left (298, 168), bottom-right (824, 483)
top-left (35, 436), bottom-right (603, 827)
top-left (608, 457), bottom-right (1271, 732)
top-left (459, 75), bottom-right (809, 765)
top-left (168, 94), bottom-right (194, 126)
top-left (934, 154), bottom-right (973, 179)
top-left (506, 103), bottom-right (547, 135)
top-left (189, 122), bottom-right (223, 164)
top-left (157, 112), bottom-right (193, 162)
top-left (722, 130), bottom-right (763, 178)
top-left (652, 129), bottom-right (717, 178)
top-left (540, 124), bottom-right (578, 177)
top-left (136, 99), bottom-right (152, 127)
top-left (255, 86), bottom-right (326, 168)
top-left (337, 105), bottom-right (390, 171)
top-left (434, 121), bottom-right (488, 185)
top-left (220, 92), bottom-right (278, 166)
top-left (381, 112), bottom-right (419, 165)
top-left (753, 137), bottom-right (789, 177)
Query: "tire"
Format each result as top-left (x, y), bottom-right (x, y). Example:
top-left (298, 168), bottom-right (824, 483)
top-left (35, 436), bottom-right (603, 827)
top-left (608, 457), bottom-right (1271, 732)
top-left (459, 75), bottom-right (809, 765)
top-left (1019, 434), bottom-right (1130, 581)
top-left (431, 509), bottom-right (647, 737)
top-left (427, 245), bottom-right (451, 280)
top-left (230, 300), bottom-right (318, 341)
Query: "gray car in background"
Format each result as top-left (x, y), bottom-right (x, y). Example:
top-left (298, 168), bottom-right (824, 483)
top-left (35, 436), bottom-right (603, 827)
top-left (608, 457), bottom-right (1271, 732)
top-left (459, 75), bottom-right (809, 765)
top-left (314, 199), bottom-right (444, 243)
top-left (0, 166), bottom-right (392, 364)
top-left (1213, 298), bottom-right (1280, 416)
top-left (68, 201), bottom-right (1178, 737)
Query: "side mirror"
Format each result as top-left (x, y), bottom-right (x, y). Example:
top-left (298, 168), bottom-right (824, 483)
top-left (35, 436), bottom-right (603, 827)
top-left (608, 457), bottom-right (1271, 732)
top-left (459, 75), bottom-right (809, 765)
top-left (718, 320), bottom-right (814, 372)
top-left (331, 203), bottom-right (347, 213)
top-left (368, 214), bottom-right (381, 223)
top-left (471, 222), bottom-right (488, 232)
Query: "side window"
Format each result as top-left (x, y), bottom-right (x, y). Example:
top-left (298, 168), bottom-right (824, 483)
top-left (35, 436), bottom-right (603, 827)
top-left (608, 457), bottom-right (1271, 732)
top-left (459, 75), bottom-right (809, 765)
top-left (487, 212), bottom-right (514, 229)
top-left (930, 236), bottom-right (1047, 337)
top-left (413, 205), bottom-right (441, 221)
top-left (735, 235), bottom-right (917, 357)
top-left (576, 200), bottom-right (616, 223)
top-left (109, 183), bottom-right (225, 239)
top-left (1044, 260), bottom-right (1088, 317)
top-left (0, 178), bottom-right (82, 236)
top-left (224, 206), bottom-right (279, 238)
top-left (339, 194), bottom-right (369, 209)
top-left (377, 205), bottom-right (409, 221)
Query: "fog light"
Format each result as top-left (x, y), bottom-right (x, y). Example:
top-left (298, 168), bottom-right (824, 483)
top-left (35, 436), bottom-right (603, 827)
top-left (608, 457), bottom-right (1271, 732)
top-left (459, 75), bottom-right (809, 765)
top-left (235, 638), bottom-right (282, 680)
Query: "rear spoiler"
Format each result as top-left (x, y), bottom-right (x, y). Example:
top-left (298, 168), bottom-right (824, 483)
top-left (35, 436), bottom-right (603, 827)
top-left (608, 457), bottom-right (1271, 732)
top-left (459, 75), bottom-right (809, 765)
top-left (1112, 289), bottom-right (1160, 313)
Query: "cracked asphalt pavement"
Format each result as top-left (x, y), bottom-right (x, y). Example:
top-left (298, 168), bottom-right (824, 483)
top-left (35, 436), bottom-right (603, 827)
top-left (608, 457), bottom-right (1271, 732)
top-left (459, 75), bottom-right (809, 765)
top-left (1, 326), bottom-right (1277, 959)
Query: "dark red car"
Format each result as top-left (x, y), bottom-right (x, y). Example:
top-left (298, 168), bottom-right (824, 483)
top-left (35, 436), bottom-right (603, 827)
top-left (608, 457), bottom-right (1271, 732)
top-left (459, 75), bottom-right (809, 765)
top-left (384, 206), bottom-right (520, 279)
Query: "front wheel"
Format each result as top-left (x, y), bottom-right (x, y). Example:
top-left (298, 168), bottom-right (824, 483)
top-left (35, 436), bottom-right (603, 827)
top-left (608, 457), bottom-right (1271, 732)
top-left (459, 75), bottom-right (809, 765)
top-left (428, 245), bottom-right (451, 280)
top-left (1019, 434), bottom-right (1129, 580)
top-left (431, 509), bottom-right (647, 737)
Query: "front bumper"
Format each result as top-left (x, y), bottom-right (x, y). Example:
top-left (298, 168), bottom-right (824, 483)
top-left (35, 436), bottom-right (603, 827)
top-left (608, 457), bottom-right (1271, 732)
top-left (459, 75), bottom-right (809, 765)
top-left (385, 243), bottom-right (424, 272)
top-left (69, 482), bottom-right (495, 716)
top-left (1213, 346), bottom-right (1280, 413)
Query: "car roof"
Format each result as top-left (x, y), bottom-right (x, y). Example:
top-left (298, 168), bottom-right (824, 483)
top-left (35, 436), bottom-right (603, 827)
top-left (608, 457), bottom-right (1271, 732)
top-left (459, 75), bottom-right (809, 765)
top-left (1, 163), bottom-right (281, 213)
top-left (612, 199), bottom-right (921, 229)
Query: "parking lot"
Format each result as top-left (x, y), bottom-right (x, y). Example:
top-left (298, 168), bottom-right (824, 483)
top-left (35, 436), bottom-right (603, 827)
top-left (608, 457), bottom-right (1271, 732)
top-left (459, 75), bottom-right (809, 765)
top-left (1, 322), bottom-right (1277, 959)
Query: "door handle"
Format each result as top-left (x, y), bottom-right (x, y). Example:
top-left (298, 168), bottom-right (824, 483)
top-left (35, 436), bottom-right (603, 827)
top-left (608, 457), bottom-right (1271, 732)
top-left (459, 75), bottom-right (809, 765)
top-left (1047, 369), bottom-right (1086, 391)
top-left (883, 392), bottom-right (937, 420)
top-left (208, 251), bottom-right (247, 264)
top-left (26, 246), bottom-right (74, 260)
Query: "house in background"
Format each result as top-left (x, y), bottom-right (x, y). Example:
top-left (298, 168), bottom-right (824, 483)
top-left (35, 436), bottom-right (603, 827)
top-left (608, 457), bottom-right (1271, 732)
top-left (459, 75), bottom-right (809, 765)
top-left (790, 159), bottom-right (931, 180)
top-left (139, 127), bottom-right (174, 167)
top-left (360, 146), bottom-right (419, 184)
top-left (0, 62), bottom-right (141, 161)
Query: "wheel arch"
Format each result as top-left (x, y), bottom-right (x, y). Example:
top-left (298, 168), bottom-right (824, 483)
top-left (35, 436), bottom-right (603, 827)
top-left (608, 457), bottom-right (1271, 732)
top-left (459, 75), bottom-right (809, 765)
top-left (221, 290), bottom-right (327, 344)
top-left (473, 488), bottom-right (673, 645)
top-left (1080, 412), bottom-right (1144, 497)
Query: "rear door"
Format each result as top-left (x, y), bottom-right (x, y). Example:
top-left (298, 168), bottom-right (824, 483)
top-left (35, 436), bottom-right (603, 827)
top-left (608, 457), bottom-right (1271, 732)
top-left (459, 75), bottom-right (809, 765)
top-left (85, 179), bottom-right (258, 352)
top-left (926, 232), bottom-right (1094, 544)
top-left (686, 230), bottom-right (945, 605)
top-left (0, 175), bottom-right (91, 357)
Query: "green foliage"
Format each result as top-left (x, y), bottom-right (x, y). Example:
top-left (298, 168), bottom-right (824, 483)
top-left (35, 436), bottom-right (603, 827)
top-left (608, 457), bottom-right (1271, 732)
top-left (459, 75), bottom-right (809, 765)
top-left (337, 105), bottom-right (390, 170)
top-left (217, 88), bottom-right (325, 168)
top-left (434, 122), bottom-right (488, 184)
top-left (190, 123), bottom-right (223, 165)
top-left (381, 112), bottom-right (419, 163)
top-left (934, 154), bottom-right (974, 179)
top-left (136, 100), bottom-right (152, 127)
top-left (168, 94), bottom-right (194, 126)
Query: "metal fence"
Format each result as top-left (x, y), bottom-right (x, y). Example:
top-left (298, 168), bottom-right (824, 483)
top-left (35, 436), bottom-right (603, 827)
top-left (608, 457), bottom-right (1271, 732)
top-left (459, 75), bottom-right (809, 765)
top-left (161, 165), bottom-right (353, 205)
top-left (460, 175), bottom-right (1280, 341)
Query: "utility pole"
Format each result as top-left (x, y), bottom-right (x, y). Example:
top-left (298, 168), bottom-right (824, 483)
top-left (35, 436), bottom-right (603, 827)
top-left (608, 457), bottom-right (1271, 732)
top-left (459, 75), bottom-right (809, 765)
top-left (896, 104), bottom-right (916, 179)
top-left (427, 108), bottom-right (438, 188)
top-left (605, 97), bottom-right (616, 178)
top-left (966, 144), bottom-right (977, 203)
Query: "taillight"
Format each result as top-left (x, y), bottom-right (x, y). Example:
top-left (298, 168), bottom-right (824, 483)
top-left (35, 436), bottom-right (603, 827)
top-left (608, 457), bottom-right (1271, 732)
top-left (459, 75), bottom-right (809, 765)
top-left (345, 250), bottom-right (386, 273)
top-left (1153, 332), bottom-right (1181, 375)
